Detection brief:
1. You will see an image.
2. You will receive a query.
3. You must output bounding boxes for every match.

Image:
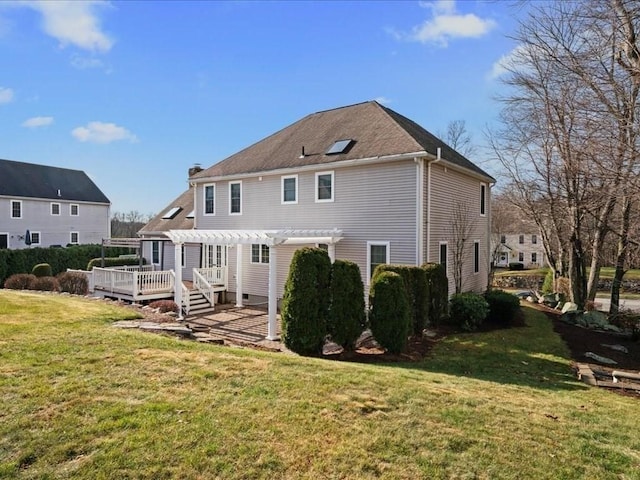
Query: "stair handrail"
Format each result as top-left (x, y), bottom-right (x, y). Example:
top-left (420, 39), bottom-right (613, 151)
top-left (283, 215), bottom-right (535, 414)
top-left (193, 268), bottom-right (215, 307)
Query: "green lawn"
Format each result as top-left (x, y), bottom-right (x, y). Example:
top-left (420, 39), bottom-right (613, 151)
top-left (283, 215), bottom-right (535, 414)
top-left (1, 291), bottom-right (639, 479)
top-left (495, 266), bottom-right (640, 281)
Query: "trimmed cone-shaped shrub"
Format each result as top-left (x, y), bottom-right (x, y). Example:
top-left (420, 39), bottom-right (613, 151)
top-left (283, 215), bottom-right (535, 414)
top-left (369, 271), bottom-right (411, 354)
top-left (423, 263), bottom-right (448, 325)
top-left (32, 263), bottom-right (53, 278)
top-left (484, 289), bottom-right (521, 325)
top-left (281, 248), bottom-right (331, 355)
top-left (3, 273), bottom-right (37, 290)
top-left (57, 272), bottom-right (89, 295)
top-left (328, 260), bottom-right (365, 350)
top-left (449, 292), bottom-right (489, 332)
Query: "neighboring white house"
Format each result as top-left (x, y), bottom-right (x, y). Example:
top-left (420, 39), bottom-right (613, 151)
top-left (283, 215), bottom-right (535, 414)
top-left (494, 232), bottom-right (546, 269)
top-left (143, 101), bottom-right (496, 336)
top-left (0, 159), bottom-right (111, 249)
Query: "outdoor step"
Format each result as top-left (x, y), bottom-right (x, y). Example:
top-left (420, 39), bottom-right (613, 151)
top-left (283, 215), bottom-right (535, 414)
top-left (187, 306), bottom-right (217, 317)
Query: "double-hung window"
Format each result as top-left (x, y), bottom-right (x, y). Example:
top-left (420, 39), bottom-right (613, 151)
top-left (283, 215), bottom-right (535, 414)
top-left (70, 204), bottom-right (79, 216)
top-left (480, 183), bottom-right (486, 216)
top-left (251, 244), bottom-right (270, 264)
top-left (11, 200), bottom-right (22, 219)
top-left (282, 175), bottom-right (298, 204)
top-left (531, 252), bottom-right (537, 263)
top-left (532, 234), bottom-right (537, 244)
top-left (51, 203), bottom-right (60, 216)
top-left (152, 241), bottom-right (160, 265)
top-left (367, 241), bottom-right (390, 280)
top-left (204, 184), bottom-right (215, 215)
top-left (473, 241), bottom-right (480, 274)
top-left (439, 242), bottom-right (448, 274)
top-left (229, 181), bottom-right (242, 215)
top-left (30, 232), bottom-right (41, 245)
top-left (70, 232), bottom-right (79, 245)
top-left (315, 171), bottom-right (334, 202)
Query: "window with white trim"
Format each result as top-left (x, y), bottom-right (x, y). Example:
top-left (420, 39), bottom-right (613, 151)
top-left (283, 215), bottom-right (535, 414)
top-left (11, 200), bottom-right (22, 219)
top-left (519, 235), bottom-right (524, 244)
top-left (152, 241), bottom-right (160, 264)
top-left (30, 232), bottom-right (41, 245)
top-left (204, 184), bottom-right (215, 215)
top-left (251, 244), bottom-right (270, 264)
top-left (281, 175), bottom-right (298, 204)
top-left (532, 234), bottom-right (537, 244)
top-left (500, 235), bottom-right (506, 244)
top-left (531, 252), bottom-right (537, 263)
top-left (70, 204), bottom-right (79, 216)
top-left (367, 241), bottom-right (390, 280)
top-left (518, 252), bottom-right (524, 262)
top-left (51, 203), bottom-right (60, 216)
top-left (229, 181), bottom-right (242, 215)
top-left (315, 171), bottom-right (334, 202)
top-left (474, 241), bottom-right (480, 274)
top-left (480, 183), bottom-right (486, 216)
top-left (70, 232), bottom-right (79, 245)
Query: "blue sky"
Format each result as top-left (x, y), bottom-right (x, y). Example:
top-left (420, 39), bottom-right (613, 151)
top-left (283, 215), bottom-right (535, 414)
top-left (0, 0), bottom-right (523, 215)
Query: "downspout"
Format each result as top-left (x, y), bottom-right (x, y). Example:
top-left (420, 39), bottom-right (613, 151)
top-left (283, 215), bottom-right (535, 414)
top-left (426, 147), bottom-right (442, 263)
top-left (415, 157), bottom-right (425, 265)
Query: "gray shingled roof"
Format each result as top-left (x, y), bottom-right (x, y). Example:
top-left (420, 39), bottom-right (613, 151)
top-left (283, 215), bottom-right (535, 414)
top-left (194, 101), bottom-right (495, 181)
top-left (138, 187), bottom-right (195, 235)
top-left (0, 159), bottom-right (110, 203)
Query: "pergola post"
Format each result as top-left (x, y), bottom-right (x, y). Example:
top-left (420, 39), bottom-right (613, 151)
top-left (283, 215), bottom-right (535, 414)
top-left (174, 242), bottom-right (183, 320)
top-left (267, 245), bottom-right (278, 340)
top-left (328, 243), bottom-right (336, 263)
top-left (235, 243), bottom-right (244, 307)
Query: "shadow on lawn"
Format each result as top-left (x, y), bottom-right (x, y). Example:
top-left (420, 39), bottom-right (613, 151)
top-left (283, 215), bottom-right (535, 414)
top-left (328, 306), bottom-right (587, 392)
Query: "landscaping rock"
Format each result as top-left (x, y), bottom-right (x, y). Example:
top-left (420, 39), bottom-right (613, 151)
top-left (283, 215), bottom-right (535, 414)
top-left (584, 311), bottom-right (609, 329)
top-left (585, 352), bottom-right (618, 365)
top-left (322, 339), bottom-right (344, 355)
top-left (355, 329), bottom-right (381, 349)
top-left (601, 344), bottom-right (629, 354)
top-left (562, 302), bottom-right (578, 314)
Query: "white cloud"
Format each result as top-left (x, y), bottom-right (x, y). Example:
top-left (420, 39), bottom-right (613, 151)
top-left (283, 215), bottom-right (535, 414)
top-left (402, 0), bottom-right (496, 47)
top-left (22, 116), bottom-right (54, 128)
top-left (375, 96), bottom-right (392, 105)
top-left (487, 45), bottom-right (529, 80)
top-left (72, 121), bottom-right (137, 144)
top-left (0, 86), bottom-right (14, 104)
top-left (27, 0), bottom-right (114, 52)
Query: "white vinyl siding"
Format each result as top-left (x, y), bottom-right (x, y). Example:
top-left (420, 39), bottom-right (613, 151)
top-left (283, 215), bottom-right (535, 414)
top-left (315, 171), bottom-right (334, 202)
top-left (367, 241), bottom-right (390, 281)
top-left (51, 203), bottom-right (60, 216)
top-left (281, 175), bottom-right (298, 204)
top-left (204, 184), bottom-right (215, 215)
top-left (229, 181), bottom-right (242, 215)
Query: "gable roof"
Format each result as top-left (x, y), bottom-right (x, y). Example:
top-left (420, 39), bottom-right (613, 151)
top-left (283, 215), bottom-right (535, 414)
top-left (194, 101), bottom-right (495, 181)
top-left (138, 186), bottom-right (195, 235)
top-left (0, 158), bottom-right (110, 204)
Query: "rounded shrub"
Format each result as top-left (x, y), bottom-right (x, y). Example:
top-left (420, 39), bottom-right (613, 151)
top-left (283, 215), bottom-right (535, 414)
top-left (541, 269), bottom-right (554, 294)
top-left (449, 292), bottom-right (489, 332)
top-left (31, 263), bottom-right (53, 278)
top-left (32, 276), bottom-right (60, 292)
top-left (57, 272), bottom-right (89, 295)
top-left (328, 259), bottom-right (365, 350)
top-left (369, 271), bottom-right (411, 354)
top-left (281, 248), bottom-right (331, 355)
top-left (149, 300), bottom-right (179, 313)
top-left (3, 273), bottom-right (37, 290)
top-left (484, 289), bottom-right (520, 325)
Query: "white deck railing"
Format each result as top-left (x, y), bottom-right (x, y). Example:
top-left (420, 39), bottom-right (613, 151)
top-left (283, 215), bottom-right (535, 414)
top-left (193, 268), bottom-right (215, 307)
top-left (109, 264), bottom-right (155, 272)
top-left (194, 266), bottom-right (227, 286)
top-left (92, 267), bottom-right (174, 297)
top-left (66, 269), bottom-right (95, 292)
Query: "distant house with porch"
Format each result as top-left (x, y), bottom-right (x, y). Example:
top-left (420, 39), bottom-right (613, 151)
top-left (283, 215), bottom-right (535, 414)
top-left (137, 101), bottom-right (495, 339)
top-left (494, 232), bottom-right (546, 269)
top-left (0, 158), bottom-right (110, 249)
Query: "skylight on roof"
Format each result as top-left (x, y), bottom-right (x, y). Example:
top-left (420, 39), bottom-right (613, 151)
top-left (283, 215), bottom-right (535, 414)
top-left (186, 210), bottom-right (195, 219)
top-left (326, 139), bottom-right (353, 155)
top-left (162, 207), bottom-right (182, 219)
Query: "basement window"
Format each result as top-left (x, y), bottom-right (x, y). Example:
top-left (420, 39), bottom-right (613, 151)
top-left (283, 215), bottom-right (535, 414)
top-left (326, 139), bottom-right (353, 155)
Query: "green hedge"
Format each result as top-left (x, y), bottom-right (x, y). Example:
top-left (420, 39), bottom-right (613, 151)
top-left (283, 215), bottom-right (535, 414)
top-left (0, 245), bottom-right (132, 285)
top-left (423, 263), bottom-right (448, 325)
top-left (87, 256), bottom-right (145, 270)
top-left (369, 271), bottom-right (411, 354)
top-left (328, 260), bottom-right (365, 350)
top-left (281, 248), bottom-right (332, 355)
top-left (372, 264), bottom-right (430, 336)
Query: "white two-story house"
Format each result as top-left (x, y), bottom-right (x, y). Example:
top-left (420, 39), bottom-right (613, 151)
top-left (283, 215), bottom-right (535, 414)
top-left (142, 101), bottom-right (495, 337)
top-left (0, 159), bottom-right (111, 249)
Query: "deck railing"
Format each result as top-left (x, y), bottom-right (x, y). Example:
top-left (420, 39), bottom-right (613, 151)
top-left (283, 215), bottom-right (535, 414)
top-left (109, 264), bottom-right (155, 272)
top-left (194, 266), bottom-right (227, 286)
top-left (181, 281), bottom-right (190, 315)
top-left (66, 269), bottom-right (95, 292)
top-left (193, 268), bottom-right (216, 307)
top-left (92, 267), bottom-right (174, 297)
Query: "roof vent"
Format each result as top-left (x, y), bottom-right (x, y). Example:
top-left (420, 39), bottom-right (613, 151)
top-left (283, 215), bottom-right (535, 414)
top-left (57, 189), bottom-right (61, 197)
top-left (299, 146), bottom-right (305, 159)
top-left (326, 139), bottom-right (353, 155)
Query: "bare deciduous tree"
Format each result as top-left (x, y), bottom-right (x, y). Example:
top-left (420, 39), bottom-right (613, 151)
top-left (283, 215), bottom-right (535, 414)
top-left (449, 201), bottom-right (476, 294)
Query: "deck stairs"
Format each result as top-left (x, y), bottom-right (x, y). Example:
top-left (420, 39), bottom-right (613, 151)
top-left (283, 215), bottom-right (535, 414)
top-left (186, 290), bottom-right (216, 317)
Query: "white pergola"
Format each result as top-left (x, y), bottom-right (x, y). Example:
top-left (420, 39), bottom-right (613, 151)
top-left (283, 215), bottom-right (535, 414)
top-left (165, 229), bottom-right (343, 340)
